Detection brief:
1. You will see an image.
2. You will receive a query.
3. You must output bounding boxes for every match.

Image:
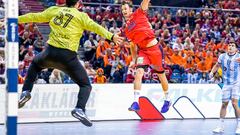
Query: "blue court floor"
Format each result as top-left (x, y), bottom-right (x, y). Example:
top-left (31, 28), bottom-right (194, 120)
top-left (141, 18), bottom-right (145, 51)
top-left (0, 119), bottom-right (238, 135)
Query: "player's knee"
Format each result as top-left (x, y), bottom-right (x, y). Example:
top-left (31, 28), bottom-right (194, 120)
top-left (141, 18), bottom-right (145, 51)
top-left (221, 102), bottom-right (229, 108)
top-left (79, 83), bottom-right (92, 92)
top-left (87, 84), bottom-right (92, 92)
top-left (135, 68), bottom-right (144, 78)
top-left (232, 100), bottom-right (239, 109)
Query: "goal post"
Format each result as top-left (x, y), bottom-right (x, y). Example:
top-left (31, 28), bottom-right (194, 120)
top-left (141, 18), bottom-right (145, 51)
top-left (5, 0), bottom-right (19, 135)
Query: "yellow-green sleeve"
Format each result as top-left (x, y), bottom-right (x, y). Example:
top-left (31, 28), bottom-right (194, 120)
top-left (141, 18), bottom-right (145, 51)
top-left (18, 6), bottom-right (57, 24)
top-left (81, 13), bottom-right (113, 40)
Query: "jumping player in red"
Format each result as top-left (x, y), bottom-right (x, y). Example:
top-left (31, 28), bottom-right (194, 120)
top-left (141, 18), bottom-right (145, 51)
top-left (121, 0), bottom-right (171, 113)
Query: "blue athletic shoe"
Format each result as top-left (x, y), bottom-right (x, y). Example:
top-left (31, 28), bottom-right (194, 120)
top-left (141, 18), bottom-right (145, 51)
top-left (18, 91), bottom-right (31, 108)
top-left (161, 100), bottom-right (171, 113)
top-left (128, 102), bottom-right (140, 111)
top-left (71, 108), bottom-right (92, 127)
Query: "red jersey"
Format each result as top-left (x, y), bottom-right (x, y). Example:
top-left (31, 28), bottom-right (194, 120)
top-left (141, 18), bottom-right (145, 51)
top-left (124, 8), bottom-right (155, 49)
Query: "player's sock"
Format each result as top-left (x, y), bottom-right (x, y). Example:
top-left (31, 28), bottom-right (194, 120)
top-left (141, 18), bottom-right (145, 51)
top-left (219, 118), bottom-right (224, 128)
top-left (164, 91), bottom-right (170, 101)
top-left (237, 118), bottom-right (240, 128)
top-left (236, 118), bottom-right (240, 134)
top-left (134, 90), bottom-right (140, 103)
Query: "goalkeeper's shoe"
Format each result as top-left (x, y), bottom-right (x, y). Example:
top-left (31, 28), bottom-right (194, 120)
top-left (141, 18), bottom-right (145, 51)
top-left (18, 91), bottom-right (31, 108)
top-left (71, 108), bottom-right (92, 127)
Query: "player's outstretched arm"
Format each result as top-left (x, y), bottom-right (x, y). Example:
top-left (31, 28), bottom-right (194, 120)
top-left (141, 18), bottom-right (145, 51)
top-left (81, 13), bottom-right (123, 45)
top-left (141, 0), bottom-right (151, 11)
top-left (18, 6), bottom-right (57, 24)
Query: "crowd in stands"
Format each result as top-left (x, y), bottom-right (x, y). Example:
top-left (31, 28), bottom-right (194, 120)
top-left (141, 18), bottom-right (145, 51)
top-left (43, 0), bottom-right (123, 6)
top-left (16, 0), bottom-right (240, 84)
top-left (43, 0), bottom-right (240, 7)
top-left (0, 0), bottom-right (4, 84)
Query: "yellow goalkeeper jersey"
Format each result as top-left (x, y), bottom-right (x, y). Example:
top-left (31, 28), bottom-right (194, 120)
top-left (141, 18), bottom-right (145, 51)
top-left (18, 6), bottom-right (113, 52)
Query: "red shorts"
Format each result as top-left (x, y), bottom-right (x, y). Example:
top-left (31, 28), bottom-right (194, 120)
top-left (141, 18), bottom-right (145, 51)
top-left (136, 44), bottom-right (165, 73)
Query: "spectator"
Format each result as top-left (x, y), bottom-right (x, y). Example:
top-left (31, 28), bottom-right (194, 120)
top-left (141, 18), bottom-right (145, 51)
top-left (103, 48), bottom-right (115, 78)
top-left (184, 56), bottom-right (195, 71)
top-left (112, 65), bottom-right (124, 83)
top-left (142, 67), bottom-right (151, 83)
top-left (94, 68), bottom-right (107, 83)
top-left (63, 74), bottom-right (74, 84)
top-left (205, 50), bottom-right (213, 69)
top-left (95, 38), bottom-right (109, 68)
top-left (164, 65), bottom-right (173, 82)
top-left (102, 6), bottom-right (114, 23)
top-left (36, 77), bottom-right (47, 84)
top-left (170, 47), bottom-right (184, 66)
top-left (183, 37), bottom-right (194, 50)
top-left (23, 46), bottom-right (35, 68)
top-left (30, 25), bottom-right (43, 41)
top-left (216, 38), bottom-right (227, 53)
top-left (84, 61), bottom-right (96, 83)
top-left (33, 37), bottom-right (45, 54)
top-left (18, 75), bottom-right (24, 84)
top-left (172, 38), bottom-right (184, 51)
top-left (198, 72), bottom-right (209, 83)
top-left (18, 61), bottom-right (27, 79)
top-left (39, 69), bottom-right (52, 84)
top-left (151, 69), bottom-right (160, 83)
top-left (19, 45), bottom-right (28, 61)
top-left (84, 34), bottom-right (98, 61)
top-left (125, 67), bottom-right (135, 83)
top-left (187, 67), bottom-right (198, 83)
top-left (161, 29), bottom-right (171, 44)
top-left (19, 23), bottom-right (33, 37)
top-left (210, 26), bottom-right (221, 43)
top-left (197, 57), bottom-right (210, 73)
top-left (49, 69), bottom-right (63, 84)
top-left (109, 21), bottom-right (120, 34)
top-left (19, 31), bottom-right (32, 48)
